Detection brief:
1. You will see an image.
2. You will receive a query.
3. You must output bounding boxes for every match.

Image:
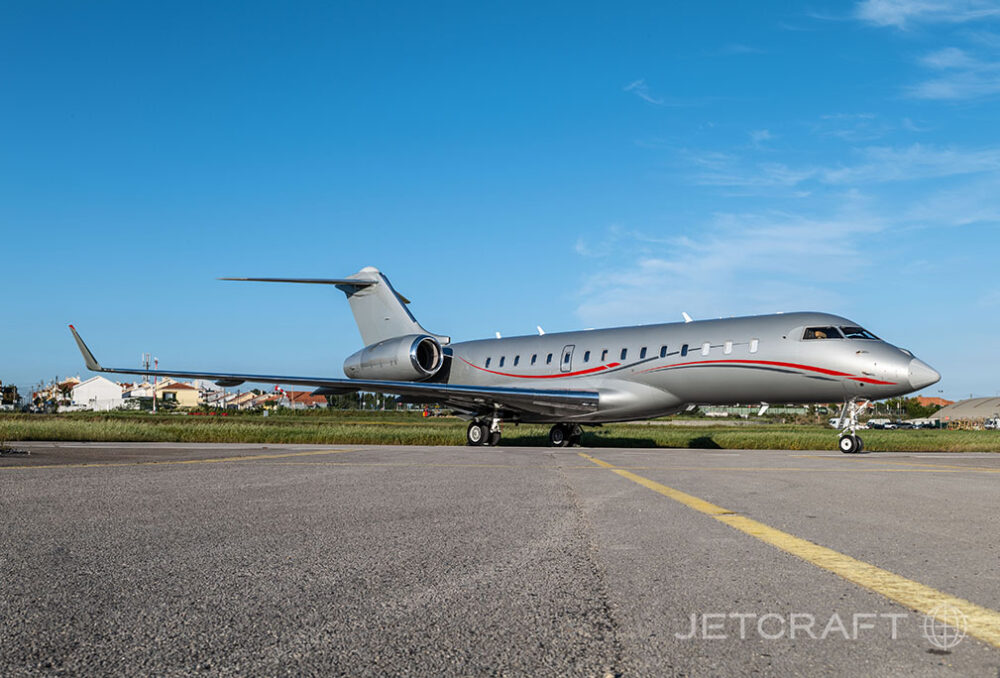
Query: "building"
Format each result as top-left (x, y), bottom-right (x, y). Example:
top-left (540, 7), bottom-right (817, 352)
top-left (285, 390), bottom-right (328, 409)
top-left (71, 376), bottom-right (124, 411)
top-left (931, 398), bottom-right (1000, 425)
top-left (158, 381), bottom-right (199, 409)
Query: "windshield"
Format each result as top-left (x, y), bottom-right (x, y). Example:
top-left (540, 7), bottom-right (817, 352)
top-left (803, 327), bottom-right (843, 340)
top-left (840, 326), bottom-right (880, 340)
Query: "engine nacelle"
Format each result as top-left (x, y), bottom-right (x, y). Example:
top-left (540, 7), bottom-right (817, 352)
top-left (343, 334), bottom-right (443, 381)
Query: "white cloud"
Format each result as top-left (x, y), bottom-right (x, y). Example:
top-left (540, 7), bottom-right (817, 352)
top-left (907, 47), bottom-right (1000, 99)
top-left (574, 210), bottom-right (884, 326)
top-left (855, 0), bottom-right (1000, 29)
top-left (749, 129), bottom-right (773, 147)
top-left (685, 143), bottom-right (1000, 190)
top-left (624, 79), bottom-right (664, 105)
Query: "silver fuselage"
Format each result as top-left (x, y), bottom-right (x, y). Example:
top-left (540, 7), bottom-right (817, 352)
top-left (444, 312), bottom-right (937, 423)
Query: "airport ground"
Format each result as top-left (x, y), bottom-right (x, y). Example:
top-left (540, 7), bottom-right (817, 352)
top-left (2, 443), bottom-right (1000, 676)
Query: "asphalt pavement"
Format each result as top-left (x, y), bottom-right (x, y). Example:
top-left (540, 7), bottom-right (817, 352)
top-left (2, 442), bottom-right (999, 676)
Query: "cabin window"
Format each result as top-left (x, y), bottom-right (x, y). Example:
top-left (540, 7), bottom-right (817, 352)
top-left (750, 338), bottom-right (759, 353)
top-left (485, 358), bottom-right (492, 368)
top-left (660, 345), bottom-right (667, 358)
top-left (803, 327), bottom-right (843, 340)
top-left (563, 352), bottom-right (571, 364)
top-left (499, 356), bottom-right (505, 367)
top-left (514, 355), bottom-right (520, 366)
top-left (681, 344), bottom-right (689, 357)
top-left (546, 353), bottom-right (553, 365)
top-left (841, 326), bottom-right (879, 340)
top-left (531, 354), bottom-right (537, 365)
top-left (724, 341), bottom-right (733, 355)
top-left (601, 349), bottom-right (608, 361)
top-left (640, 347), bottom-right (647, 359)
top-left (583, 350), bottom-right (591, 362)
top-left (701, 342), bottom-right (710, 356)
top-left (620, 348), bottom-right (628, 360)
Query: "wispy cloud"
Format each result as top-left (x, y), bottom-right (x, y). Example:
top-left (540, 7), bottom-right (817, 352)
top-left (574, 208), bottom-right (883, 325)
top-left (749, 129), bottom-right (773, 148)
top-left (715, 43), bottom-right (766, 56)
top-left (687, 143), bottom-right (1000, 190)
top-left (854, 0), bottom-right (1000, 29)
top-left (814, 113), bottom-right (891, 142)
top-left (624, 79), bottom-right (664, 105)
top-left (907, 46), bottom-right (1000, 99)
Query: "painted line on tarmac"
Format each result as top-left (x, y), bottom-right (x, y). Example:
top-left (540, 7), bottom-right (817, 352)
top-left (577, 465), bottom-right (986, 474)
top-left (0, 448), bottom-right (362, 471)
top-left (578, 451), bottom-right (1000, 649)
top-left (801, 454), bottom-right (1000, 473)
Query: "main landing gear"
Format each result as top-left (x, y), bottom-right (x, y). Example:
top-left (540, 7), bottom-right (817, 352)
top-left (466, 417), bottom-right (502, 446)
top-left (466, 419), bottom-right (584, 447)
top-left (548, 424), bottom-right (582, 447)
top-left (837, 397), bottom-right (870, 454)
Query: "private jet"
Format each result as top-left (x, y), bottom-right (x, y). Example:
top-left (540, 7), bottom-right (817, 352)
top-left (69, 267), bottom-right (940, 453)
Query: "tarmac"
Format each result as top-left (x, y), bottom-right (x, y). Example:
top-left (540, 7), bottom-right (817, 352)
top-left (2, 442), bottom-right (1000, 677)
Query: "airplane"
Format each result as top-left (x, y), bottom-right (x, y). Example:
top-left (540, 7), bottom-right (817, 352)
top-left (68, 266), bottom-right (940, 453)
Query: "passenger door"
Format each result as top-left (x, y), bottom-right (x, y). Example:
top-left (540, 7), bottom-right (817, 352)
top-left (560, 344), bottom-right (575, 373)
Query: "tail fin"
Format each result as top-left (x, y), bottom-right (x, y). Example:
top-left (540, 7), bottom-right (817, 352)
top-left (220, 266), bottom-right (448, 346)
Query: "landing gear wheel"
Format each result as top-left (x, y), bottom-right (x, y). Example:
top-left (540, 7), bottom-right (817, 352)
top-left (839, 435), bottom-right (860, 454)
top-left (856, 436), bottom-right (864, 453)
top-left (549, 424), bottom-right (569, 447)
top-left (467, 421), bottom-right (488, 446)
top-left (488, 431), bottom-right (501, 446)
top-left (568, 424), bottom-right (583, 447)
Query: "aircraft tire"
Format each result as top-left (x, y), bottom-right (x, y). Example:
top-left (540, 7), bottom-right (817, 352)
top-left (467, 421), bottom-right (488, 446)
top-left (488, 431), bottom-right (501, 446)
top-left (568, 424), bottom-right (583, 447)
top-left (549, 424), bottom-right (569, 447)
top-left (838, 435), bottom-right (859, 454)
top-left (856, 436), bottom-right (864, 453)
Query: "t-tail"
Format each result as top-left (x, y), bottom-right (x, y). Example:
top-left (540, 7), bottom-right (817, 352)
top-left (219, 266), bottom-right (449, 346)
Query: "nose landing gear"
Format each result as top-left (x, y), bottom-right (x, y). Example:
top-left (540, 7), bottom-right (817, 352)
top-left (837, 397), bottom-right (870, 454)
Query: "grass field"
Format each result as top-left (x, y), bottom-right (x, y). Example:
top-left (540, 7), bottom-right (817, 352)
top-left (3, 411), bottom-right (1000, 452)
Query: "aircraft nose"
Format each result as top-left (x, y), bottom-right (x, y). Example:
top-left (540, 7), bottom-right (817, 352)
top-left (908, 358), bottom-right (941, 390)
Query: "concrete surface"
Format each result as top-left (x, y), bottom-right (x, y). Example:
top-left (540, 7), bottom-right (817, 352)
top-left (2, 442), bottom-right (999, 676)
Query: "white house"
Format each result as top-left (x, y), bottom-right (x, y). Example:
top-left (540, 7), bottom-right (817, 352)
top-left (72, 376), bottom-right (124, 411)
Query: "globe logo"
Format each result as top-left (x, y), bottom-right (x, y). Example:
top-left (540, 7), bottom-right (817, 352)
top-left (921, 605), bottom-right (967, 650)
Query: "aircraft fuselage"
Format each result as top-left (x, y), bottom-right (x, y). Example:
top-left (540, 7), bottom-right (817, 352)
top-left (447, 312), bottom-right (936, 423)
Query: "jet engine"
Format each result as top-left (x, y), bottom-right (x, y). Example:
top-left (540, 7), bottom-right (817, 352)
top-left (343, 334), bottom-right (443, 381)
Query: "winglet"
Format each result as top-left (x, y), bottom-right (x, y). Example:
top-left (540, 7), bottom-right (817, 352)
top-left (68, 325), bottom-right (103, 372)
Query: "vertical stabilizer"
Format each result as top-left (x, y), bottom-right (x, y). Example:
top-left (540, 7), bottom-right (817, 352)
top-left (336, 267), bottom-right (449, 346)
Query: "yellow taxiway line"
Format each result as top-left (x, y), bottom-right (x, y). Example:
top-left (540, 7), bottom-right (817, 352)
top-left (578, 452), bottom-right (1000, 649)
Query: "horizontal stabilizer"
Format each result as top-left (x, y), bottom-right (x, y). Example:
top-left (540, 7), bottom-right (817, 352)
top-left (219, 277), bottom-right (377, 287)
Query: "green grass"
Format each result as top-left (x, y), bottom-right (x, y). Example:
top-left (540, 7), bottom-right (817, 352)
top-left (4, 411), bottom-right (1000, 452)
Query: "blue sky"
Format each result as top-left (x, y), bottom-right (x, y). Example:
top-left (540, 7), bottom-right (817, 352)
top-left (3, 0), bottom-right (1000, 401)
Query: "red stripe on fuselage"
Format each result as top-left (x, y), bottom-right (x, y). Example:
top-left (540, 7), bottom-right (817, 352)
top-left (458, 357), bottom-right (621, 379)
top-left (641, 359), bottom-right (897, 385)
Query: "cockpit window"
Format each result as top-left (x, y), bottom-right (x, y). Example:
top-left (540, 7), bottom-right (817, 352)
top-left (841, 326), bottom-right (880, 340)
top-left (803, 327), bottom-right (843, 340)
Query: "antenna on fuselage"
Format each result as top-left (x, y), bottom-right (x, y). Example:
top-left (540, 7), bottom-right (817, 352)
top-left (495, 331), bottom-right (502, 339)
top-left (537, 325), bottom-right (545, 335)
top-left (682, 312), bottom-right (693, 323)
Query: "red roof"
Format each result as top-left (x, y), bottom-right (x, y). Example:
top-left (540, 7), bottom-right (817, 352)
top-left (916, 396), bottom-right (953, 407)
top-left (288, 390), bottom-right (326, 405)
top-left (161, 382), bottom-right (196, 391)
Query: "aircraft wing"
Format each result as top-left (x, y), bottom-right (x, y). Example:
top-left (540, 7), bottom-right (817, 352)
top-left (69, 326), bottom-right (599, 418)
